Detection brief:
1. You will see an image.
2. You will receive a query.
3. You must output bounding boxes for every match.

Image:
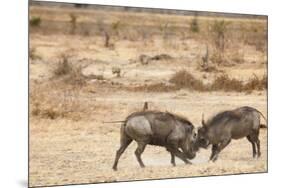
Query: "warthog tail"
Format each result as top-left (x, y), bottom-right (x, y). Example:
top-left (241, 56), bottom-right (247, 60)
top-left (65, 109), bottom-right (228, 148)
top-left (255, 109), bottom-right (267, 129)
top-left (102, 120), bottom-right (125, 124)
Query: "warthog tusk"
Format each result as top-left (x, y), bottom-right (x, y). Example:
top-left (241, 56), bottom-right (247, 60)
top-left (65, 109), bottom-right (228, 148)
top-left (102, 120), bottom-right (125, 124)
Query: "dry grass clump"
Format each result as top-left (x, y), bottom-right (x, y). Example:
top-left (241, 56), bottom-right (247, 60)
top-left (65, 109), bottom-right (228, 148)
top-left (29, 16), bottom-right (41, 27)
top-left (210, 74), bottom-right (244, 92)
top-left (125, 71), bottom-right (267, 93)
top-left (30, 82), bottom-right (96, 120)
top-left (29, 47), bottom-right (41, 60)
top-left (52, 55), bottom-right (87, 86)
top-left (244, 74), bottom-right (267, 91)
top-left (169, 70), bottom-right (205, 91)
top-left (168, 70), bottom-right (267, 93)
top-left (130, 83), bottom-right (178, 92)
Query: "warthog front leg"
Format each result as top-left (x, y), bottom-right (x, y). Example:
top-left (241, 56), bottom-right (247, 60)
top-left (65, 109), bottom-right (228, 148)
top-left (167, 146), bottom-right (192, 164)
top-left (210, 139), bottom-right (231, 162)
top-left (209, 144), bottom-right (218, 161)
top-left (170, 152), bottom-right (176, 166)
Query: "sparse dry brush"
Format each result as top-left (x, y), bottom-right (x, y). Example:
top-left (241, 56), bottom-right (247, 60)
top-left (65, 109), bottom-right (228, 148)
top-left (30, 16), bottom-right (41, 27)
top-left (169, 70), bottom-right (267, 92)
top-left (129, 70), bottom-right (267, 93)
top-left (130, 83), bottom-right (178, 92)
top-left (29, 47), bottom-right (41, 60)
top-left (211, 74), bottom-right (244, 92)
top-left (30, 82), bottom-right (84, 120)
top-left (53, 54), bottom-right (87, 86)
top-left (69, 13), bottom-right (77, 35)
top-left (169, 70), bottom-right (205, 91)
top-left (190, 15), bottom-right (200, 33)
top-left (244, 74), bottom-right (267, 91)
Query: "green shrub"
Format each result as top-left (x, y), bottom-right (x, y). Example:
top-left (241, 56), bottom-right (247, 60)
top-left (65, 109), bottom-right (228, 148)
top-left (30, 16), bottom-right (41, 27)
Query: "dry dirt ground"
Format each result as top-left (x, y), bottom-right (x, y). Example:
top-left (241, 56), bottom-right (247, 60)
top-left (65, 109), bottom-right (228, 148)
top-left (29, 4), bottom-right (267, 187)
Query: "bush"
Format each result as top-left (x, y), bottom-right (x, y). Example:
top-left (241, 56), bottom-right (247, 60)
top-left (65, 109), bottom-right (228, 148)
top-left (53, 55), bottom-right (86, 86)
top-left (211, 20), bottom-right (229, 52)
top-left (169, 70), bottom-right (205, 91)
top-left (69, 14), bottom-right (77, 34)
top-left (190, 17), bottom-right (199, 33)
top-left (30, 83), bottom-right (88, 120)
top-left (30, 16), bottom-right (41, 27)
top-left (29, 47), bottom-right (41, 60)
top-left (168, 70), bottom-right (267, 93)
top-left (211, 74), bottom-right (244, 92)
top-left (54, 55), bottom-right (73, 76)
top-left (130, 83), bottom-right (178, 92)
top-left (244, 74), bottom-right (267, 91)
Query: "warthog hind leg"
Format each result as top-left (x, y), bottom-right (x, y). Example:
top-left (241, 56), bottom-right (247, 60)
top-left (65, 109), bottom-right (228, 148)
top-left (247, 135), bottom-right (257, 158)
top-left (112, 135), bottom-right (132, 171)
top-left (135, 141), bottom-right (147, 168)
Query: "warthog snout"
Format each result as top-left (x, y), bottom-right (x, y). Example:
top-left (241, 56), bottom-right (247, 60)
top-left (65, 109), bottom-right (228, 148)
top-left (186, 150), bottom-right (196, 159)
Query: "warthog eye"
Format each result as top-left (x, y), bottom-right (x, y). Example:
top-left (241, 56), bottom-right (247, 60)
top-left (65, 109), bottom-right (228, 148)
top-left (199, 138), bottom-right (206, 143)
top-left (193, 133), bottom-right (197, 139)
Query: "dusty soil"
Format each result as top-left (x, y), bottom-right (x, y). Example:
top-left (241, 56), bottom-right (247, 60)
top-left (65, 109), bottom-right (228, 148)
top-left (29, 3), bottom-right (267, 187)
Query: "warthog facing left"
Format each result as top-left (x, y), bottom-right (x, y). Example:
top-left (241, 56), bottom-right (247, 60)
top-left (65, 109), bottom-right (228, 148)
top-left (112, 111), bottom-right (198, 171)
top-left (197, 106), bottom-right (267, 162)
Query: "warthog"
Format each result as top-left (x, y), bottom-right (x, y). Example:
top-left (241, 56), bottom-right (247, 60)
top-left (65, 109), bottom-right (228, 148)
top-left (197, 106), bottom-right (267, 162)
top-left (112, 111), bottom-right (198, 170)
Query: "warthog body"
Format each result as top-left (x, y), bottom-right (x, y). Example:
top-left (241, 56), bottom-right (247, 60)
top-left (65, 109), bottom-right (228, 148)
top-left (112, 111), bottom-right (197, 170)
top-left (197, 106), bottom-right (267, 161)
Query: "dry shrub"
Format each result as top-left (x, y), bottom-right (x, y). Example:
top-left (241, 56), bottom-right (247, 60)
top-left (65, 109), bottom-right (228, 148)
top-left (53, 55), bottom-right (86, 86)
top-left (244, 25), bottom-right (267, 53)
top-left (169, 70), bottom-right (205, 91)
top-left (210, 51), bottom-right (227, 65)
top-left (30, 82), bottom-right (95, 120)
top-left (112, 66), bottom-right (121, 77)
top-left (211, 74), bottom-right (244, 92)
top-left (69, 13), bottom-right (77, 35)
top-left (211, 20), bottom-right (229, 52)
top-left (130, 83), bottom-right (178, 92)
top-left (29, 47), bottom-right (41, 60)
top-left (190, 16), bottom-right (200, 33)
top-left (150, 54), bottom-right (173, 61)
top-left (229, 49), bottom-right (245, 64)
top-left (30, 16), bottom-right (41, 27)
top-left (168, 70), bottom-right (267, 93)
top-left (244, 74), bottom-right (267, 91)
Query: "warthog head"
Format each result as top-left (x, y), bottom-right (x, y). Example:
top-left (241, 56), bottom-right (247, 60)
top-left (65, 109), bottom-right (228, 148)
top-left (196, 114), bottom-right (210, 149)
top-left (183, 127), bottom-right (198, 159)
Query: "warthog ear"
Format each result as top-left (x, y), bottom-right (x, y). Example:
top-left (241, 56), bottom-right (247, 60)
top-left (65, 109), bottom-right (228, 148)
top-left (202, 113), bottom-right (207, 127)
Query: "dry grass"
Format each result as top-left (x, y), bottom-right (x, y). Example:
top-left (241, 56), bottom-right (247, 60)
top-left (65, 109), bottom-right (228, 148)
top-left (29, 16), bottom-right (41, 27)
top-left (129, 70), bottom-right (267, 93)
top-left (169, 70), bottom-right (205, 91)
top-left (244, 74), bottom-right (267, 91)
top-left (30, 81), bottom-right (101, 121)
top-left (129, 83), bottom-right (178, 92)
top-left (169, 70), bottom-right (267, 92)
top-left (52, 55), bottom-right (87, 86)
top-left (211, 74), bottom-right (244, 92)
top-left (29, 47), bottom-right (41, 60)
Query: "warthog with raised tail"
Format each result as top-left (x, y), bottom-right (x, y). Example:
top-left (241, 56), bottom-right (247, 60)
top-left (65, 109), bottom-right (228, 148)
top-left (112, 111), bottom-right (198, 171)
top-left (196, 106), bottom-right (267, 162)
